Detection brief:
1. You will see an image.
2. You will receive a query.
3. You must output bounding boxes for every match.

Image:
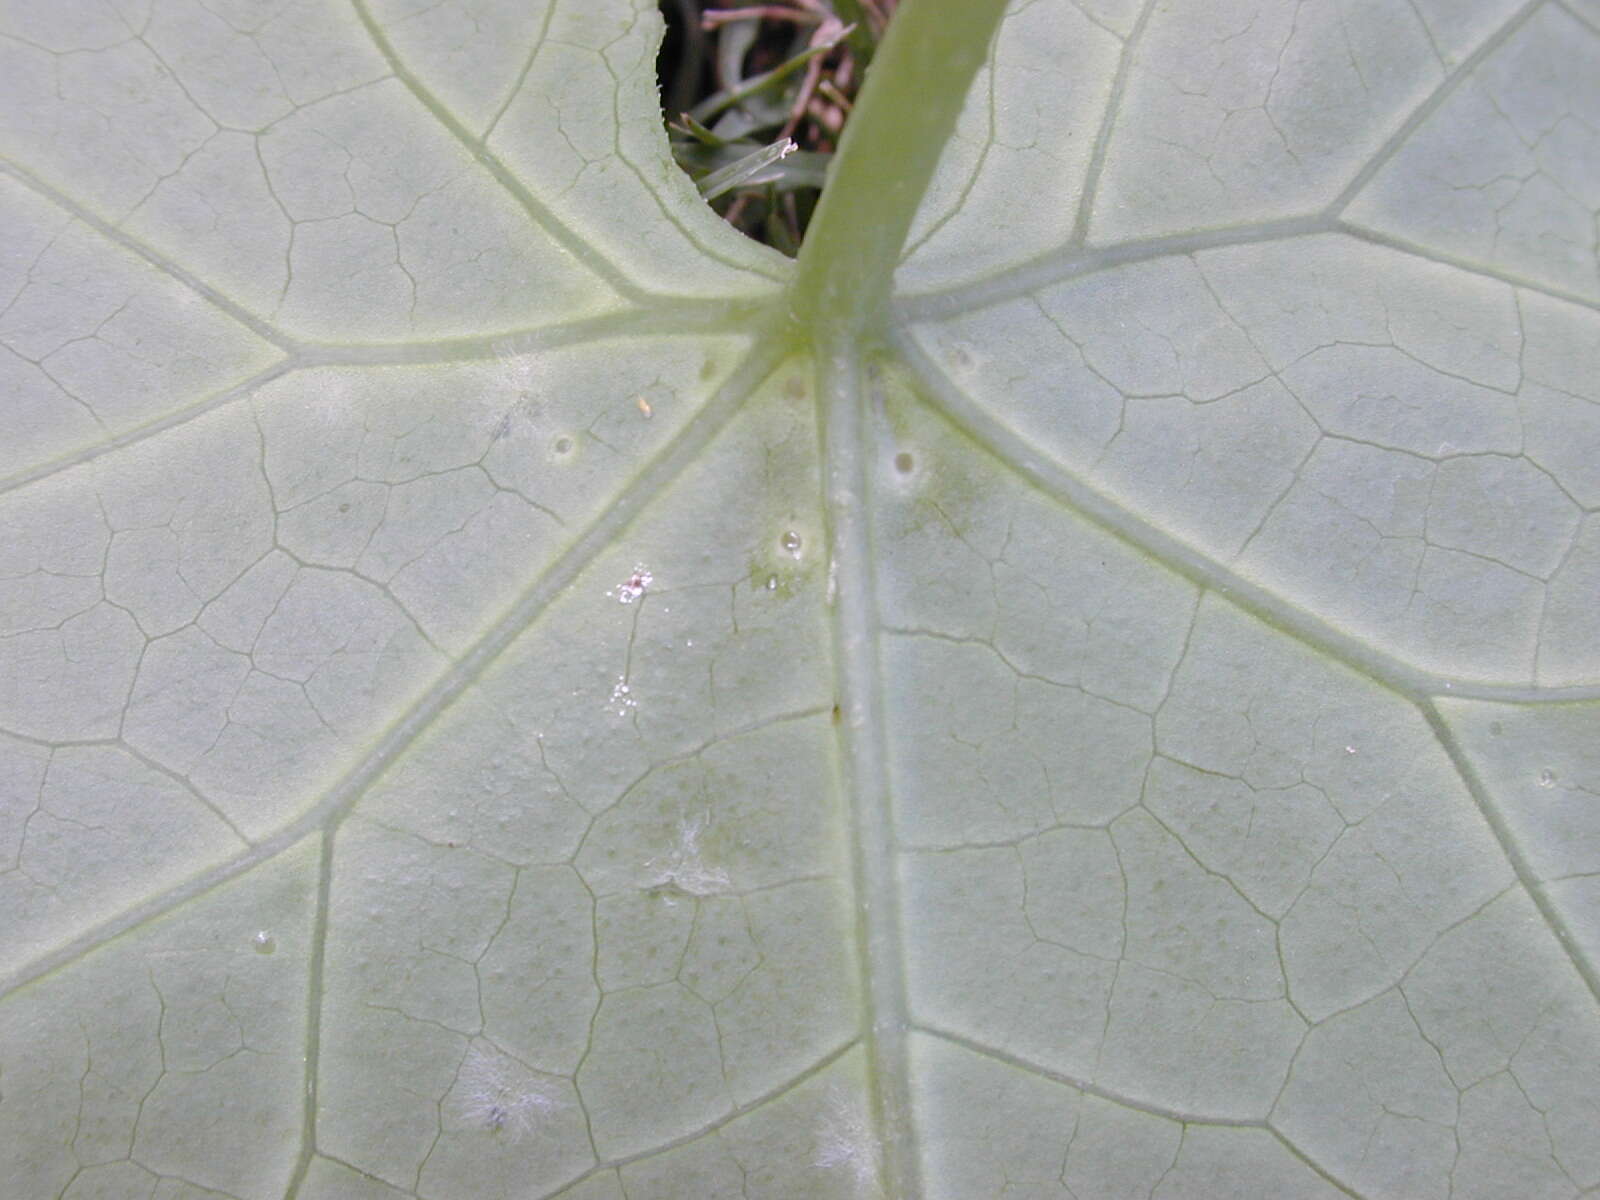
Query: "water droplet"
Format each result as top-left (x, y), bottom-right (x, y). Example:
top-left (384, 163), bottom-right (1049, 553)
top-left (781, 530), bottom-right (803, 558)
top-left (610, 565), bottom-right (652, 604)
top-left (635, 394), bottom-right (653, 419)
top-left (553, 435), bottom-right (574, 455)
top-left (1344, 745), bottom-right (1357, 756)
top-left (608, 675), bottom-right (637, 715)
top-left (764, 574), bottom-right (778, 591)
top-left (894, 451), bottom-right (915, 475)
top-left (1538, 768), bottom-right (1556, 788)
top-left (252, 931), bottom-right (276, 955)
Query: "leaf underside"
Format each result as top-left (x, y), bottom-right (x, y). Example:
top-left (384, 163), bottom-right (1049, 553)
top-left (2, 1), bottom-right (1599, 1199)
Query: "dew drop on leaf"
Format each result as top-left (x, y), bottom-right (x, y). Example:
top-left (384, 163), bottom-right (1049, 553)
top-left (611, 566), bottom-right (653, 603)
top-left (1538, 768), bottom-right (1556, 788)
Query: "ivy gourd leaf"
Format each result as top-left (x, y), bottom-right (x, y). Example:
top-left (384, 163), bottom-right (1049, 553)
top-left (2, 0), bottom-right (1598, 1197)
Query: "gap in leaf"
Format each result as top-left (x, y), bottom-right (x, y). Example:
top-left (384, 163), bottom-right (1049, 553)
top-left (657, 0), bottom-right (899, 255)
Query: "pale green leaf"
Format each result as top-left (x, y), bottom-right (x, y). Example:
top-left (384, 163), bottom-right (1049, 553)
top-left (2, 1), bottom-right (1598, 1198)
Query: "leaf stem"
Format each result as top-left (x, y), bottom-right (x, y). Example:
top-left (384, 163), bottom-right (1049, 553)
top-left (788, 0), bottom-right (1007, 344)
